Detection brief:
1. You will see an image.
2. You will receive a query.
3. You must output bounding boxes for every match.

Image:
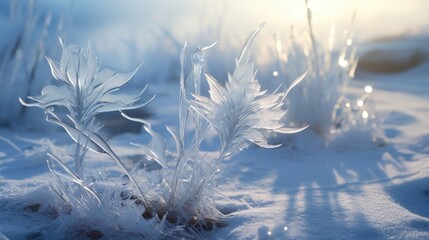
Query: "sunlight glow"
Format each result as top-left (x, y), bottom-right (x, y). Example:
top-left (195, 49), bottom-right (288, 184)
top-left (357, 100), bottom-right (364, 107)
top-left (362, 111), bottom-right (369, 119)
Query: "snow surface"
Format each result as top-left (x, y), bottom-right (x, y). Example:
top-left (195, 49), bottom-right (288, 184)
top-left (1, 35), bottom-right (429, 239)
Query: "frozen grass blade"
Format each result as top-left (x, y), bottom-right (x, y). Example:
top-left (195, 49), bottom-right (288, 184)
top-left (238, 22), bottom-right (265, 65)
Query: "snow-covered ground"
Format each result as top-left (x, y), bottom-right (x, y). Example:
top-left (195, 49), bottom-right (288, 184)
top-left (1, 1), bottom-right (429, 239)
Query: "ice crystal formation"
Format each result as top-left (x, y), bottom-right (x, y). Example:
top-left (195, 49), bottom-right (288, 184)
top-left (19, 24), bottom-right (306, 237)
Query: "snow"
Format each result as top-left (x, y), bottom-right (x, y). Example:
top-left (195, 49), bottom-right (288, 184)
top-left (3, 37), bottom-right (429, 239)
top-left (1, 1), bottom-right (429, 239)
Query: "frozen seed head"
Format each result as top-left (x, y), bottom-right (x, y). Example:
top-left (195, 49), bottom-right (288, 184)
top-left (364, 85), bottom-right (373, 94)
top-left (345, 102), bottom-right (351, 108)
top-left (267, 231), bottom-right (272, 236)
top-left (357, 100), bottom-right (364, 107)
top-left (284, 226), bottom-right (288, 231)
top-left (362, 111), bottom-right (369, 119)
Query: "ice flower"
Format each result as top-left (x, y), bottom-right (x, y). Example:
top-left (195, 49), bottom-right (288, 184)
top-left (20, 39), bottom-right (153, 207)
top-left (191, 24), bottom-right (307, 157)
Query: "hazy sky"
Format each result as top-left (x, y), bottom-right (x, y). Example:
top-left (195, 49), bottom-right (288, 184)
top-left (64, 0), bottom-right (429, 40)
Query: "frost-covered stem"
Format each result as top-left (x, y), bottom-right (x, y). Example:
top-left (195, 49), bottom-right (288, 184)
top-left (192, 47), bottom-right (204, 158)
top-left (74, 142), bottom-right (84, 178)
top-left (216, 123), bottom-right (239, 168)
top-left (168, 136), bottom-right (197, 207)
top-left (179, 43), bottom-right (188, 151)
top-left (168, 43), bottom-right (192, 209)
top-left (192, 142), bottom-right (230, 201)
top-left (71, 47), bottom-right (89, 179)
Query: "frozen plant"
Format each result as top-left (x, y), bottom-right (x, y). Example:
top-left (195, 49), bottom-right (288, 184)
top-left (0, 0), bottom-right (65, 126)
top-left (18, 24), bottom-right (305, 237)
top-left (121, 23), bottom-right (307, 231)
top-left (276, 0), bottom-right (359, 139)
top-left (20, 39), bottom-right (153, 207)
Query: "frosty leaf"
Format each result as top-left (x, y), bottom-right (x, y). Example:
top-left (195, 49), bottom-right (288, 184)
top-left (243, 129), bottom-right (281, 148)
top-left (256, 109), bottom-right (286, 121)
top-left (205, 73), bottom-right (228, 105)
top-left (92, 67), bottom-right (139, 94)
top-left (86, 42), bottom-right (100, 81)
top-left (90, 67), bottom-right (116, 89)
top-left (46, 114), bottom-right (104, 153)
top-left (280, 70), bottom-right (308, 103)
top-left (29, 85), bottom-right (74, 105)
top-left (45, 57), bottom-right (70, 86)
top-left (275, 125), bottom-right (310, 134)
top-left (166, 125), bottom-right (182, 156)
top-left (238, 22), bottom-right (265, 65)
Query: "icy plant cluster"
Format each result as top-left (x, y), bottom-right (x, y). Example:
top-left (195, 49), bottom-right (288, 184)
top-left (0, 0), bottom-right (64, 126)
top-left (20, 24), bottom-right (305, 237)
top-left (275, 0), bottom-right (379, 144)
